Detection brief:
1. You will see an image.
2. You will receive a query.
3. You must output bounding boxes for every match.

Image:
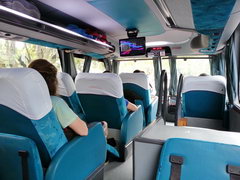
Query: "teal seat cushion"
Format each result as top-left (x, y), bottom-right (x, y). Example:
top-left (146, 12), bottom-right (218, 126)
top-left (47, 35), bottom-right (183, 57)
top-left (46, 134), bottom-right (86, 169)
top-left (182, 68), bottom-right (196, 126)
top-left (156, 138), bottom-right (240, 180)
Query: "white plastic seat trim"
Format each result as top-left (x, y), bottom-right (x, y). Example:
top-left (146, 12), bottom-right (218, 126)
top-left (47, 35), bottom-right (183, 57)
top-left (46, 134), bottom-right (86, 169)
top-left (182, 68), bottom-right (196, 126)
top-left (75, 73), bottom-right (123, 98)
top-left (120, 73), bottom-right (150, 90)
top-left (0, 68), bottom-right (52, 120)
top-left (182, 75), bottom-right (226, 95)
top-left (57, 72), bottom-right (75, 97)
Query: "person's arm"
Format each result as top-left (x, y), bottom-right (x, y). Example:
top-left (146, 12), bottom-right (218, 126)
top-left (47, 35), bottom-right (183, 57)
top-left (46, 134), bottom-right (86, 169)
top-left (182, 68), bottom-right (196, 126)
top-left (127, 101), bottom-right (138, 112)
top-left (51, 96), bottom-right (89, 136)
top-left (69, 117), bottom-right (88, 136)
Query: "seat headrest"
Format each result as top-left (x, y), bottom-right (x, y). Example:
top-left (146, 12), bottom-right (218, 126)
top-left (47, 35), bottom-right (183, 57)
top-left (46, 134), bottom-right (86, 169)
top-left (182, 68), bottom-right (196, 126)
top-left (57, 72), bottom-right (75, 97)
top-left (75, 73), bottom-right (123, 98)
top-left (120, 73), bottom-right (150, 90)
top-left (182, 75), bottom-right (226, 94)
top-left (0, 68), bottom-right (52, 120)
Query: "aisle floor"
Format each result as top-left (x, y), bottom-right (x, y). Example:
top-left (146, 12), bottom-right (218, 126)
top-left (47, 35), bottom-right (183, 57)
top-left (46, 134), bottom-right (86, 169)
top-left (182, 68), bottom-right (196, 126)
top-left (104, 156), bottom-right (133, 180)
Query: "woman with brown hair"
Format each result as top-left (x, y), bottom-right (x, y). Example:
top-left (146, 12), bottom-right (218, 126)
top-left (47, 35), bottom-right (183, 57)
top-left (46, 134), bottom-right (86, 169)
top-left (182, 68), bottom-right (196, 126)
top-left (29, 59), bottom-right (107, 139)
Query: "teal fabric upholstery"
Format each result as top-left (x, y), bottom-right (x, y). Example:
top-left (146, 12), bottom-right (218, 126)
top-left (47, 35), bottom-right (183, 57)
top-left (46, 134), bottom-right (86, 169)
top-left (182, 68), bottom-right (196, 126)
top-left (190, 0), bottom-right (236, 53)
top-left (146, 97), bottom-right (158, 125)
top-left (0, 105), bottom-right (67, 166)
top-left (182, 91), bottom-right (225, 120)
top-left (180, 76), bottom-right (226, 128)
top-left (45, 123), bottom-right (106, 180)
top-left (75, 72), bottom-right (144, 158)
top-left (0, 133), bottom-right (43, 180)
top-left (0, 68), bottom-right (107, 179)
top-left (123, 83), bottom-right (151, 108)
top-left (156, 138), bottom-right (240, 180)
top-left (120, 105), bottom-right (144, 145)
top-left (78, 94), bottom-right (128, 129)
top-left (123, 83), bottom-right (158, 125)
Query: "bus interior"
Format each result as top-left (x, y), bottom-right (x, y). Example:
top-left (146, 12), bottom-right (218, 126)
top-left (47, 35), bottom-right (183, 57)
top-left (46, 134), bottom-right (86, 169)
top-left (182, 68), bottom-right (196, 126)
top-left (1, 0), bottom-right (240, 180)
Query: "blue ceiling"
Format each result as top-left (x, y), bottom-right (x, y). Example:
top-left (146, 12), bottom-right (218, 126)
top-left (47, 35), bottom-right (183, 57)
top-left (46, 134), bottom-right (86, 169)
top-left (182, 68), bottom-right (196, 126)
top-left (88, 0), bottom-right (165, 37)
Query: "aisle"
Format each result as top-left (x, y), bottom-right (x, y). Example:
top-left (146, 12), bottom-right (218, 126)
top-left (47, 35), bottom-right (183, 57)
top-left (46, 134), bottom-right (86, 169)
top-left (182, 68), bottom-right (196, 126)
top-left (104, 156), bottom-right (133, 180)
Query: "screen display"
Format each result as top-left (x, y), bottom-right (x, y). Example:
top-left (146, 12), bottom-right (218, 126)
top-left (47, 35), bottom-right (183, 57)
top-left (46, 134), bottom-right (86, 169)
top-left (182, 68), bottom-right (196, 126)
top-left (119, 37), bottom-right (146, 56)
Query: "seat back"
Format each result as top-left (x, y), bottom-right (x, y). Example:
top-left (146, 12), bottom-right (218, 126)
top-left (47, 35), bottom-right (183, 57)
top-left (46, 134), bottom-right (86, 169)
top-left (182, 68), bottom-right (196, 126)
top-left (0, 68), bottom-right (67, 166)
top-left (0, 133), bottom-right (43, 180)
top-left (181, 75), bottom-right (226, 120)
top-left (57, 72), bottom-right (84, 119)
top-left (75, 73), bottom-right (128, 129)
top-left (156, 138), bottom-right (240, 180)
top-left (120, 73), bottom-right (151, 108)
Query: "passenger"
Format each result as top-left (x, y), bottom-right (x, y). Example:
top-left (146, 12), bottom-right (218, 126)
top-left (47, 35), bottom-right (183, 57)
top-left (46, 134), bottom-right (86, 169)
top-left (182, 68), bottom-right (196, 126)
top-left (199, 73), bottom-right (209, 76)
top-left (28, 59), bottom-right (108, 140)
top-left (133, 69), bottom-right (153, 90)
top-left (103, 70), bottom-right (138, 111)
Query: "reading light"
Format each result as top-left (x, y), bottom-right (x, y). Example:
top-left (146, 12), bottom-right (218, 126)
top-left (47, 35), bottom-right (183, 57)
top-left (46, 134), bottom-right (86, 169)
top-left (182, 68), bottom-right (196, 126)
top-left (0, 5), bottom-right (112, 48)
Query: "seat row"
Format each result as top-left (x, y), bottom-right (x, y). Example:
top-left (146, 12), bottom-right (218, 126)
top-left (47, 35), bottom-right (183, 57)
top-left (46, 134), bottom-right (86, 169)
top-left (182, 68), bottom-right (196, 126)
top-left (57, 72), bottom-right (158, 156)
top-left (0, 68), bottom-right (159, 179)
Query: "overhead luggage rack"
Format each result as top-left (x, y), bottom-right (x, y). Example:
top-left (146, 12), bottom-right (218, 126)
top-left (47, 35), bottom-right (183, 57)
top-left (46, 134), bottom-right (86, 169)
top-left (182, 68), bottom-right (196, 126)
top-left (0, 5), bottom-right (115, 54)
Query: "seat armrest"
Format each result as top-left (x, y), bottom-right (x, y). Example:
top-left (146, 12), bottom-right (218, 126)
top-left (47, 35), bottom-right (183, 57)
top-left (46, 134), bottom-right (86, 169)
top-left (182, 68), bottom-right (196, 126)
top-left (45, 123), bottom-right (107, 180)
top-left (147, 97), bottom-right (158, 124)
top-left (120, 105), bottom-right (144, 145)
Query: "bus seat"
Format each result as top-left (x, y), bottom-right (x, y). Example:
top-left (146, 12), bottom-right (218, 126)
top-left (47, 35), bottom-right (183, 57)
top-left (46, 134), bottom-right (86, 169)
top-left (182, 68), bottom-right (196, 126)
top-left (120, 73), bottom-right (158, 126)
top-left (0, 133), bottom-right (43, 180)
top-left (180, 75), bottom-right (226, 129)
top-left (156, 138), bottom-right (240, 180)
top-left (75, 73), bottom-right (144, 157)
top-left (0, 68), bottom-right (106, 179)
top-left (57, 72), bottom-right (85, 120)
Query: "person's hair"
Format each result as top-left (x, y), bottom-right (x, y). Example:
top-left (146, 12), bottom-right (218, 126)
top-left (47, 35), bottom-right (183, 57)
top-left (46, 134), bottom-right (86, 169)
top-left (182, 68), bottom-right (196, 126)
top-left (28, 59), bottom-right (58, 96)
top-left (133, 69), bottom-right (145, 73)
top-left (199, 73), bottom-right (208, 76)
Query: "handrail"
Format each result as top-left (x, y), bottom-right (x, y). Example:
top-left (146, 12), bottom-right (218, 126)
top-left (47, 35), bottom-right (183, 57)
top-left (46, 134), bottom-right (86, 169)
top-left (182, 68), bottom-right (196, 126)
top-left (156, 70), bottom-right (168, 123)
top-left (174, 74), bottom-right (183, 126)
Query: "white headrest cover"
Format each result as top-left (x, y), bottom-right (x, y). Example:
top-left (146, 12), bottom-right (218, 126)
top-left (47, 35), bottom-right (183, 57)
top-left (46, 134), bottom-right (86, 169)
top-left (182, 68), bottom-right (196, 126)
top-left (75, 73), bottom-right (123, 98)
top-left (0, 68), bottom-right (52, 120)
top-left (57, 72), bottom-right (75, 97)
top-left (182, 75), bottom-right (226, 95)
top-left (120, 73), bottom-right (150, 90)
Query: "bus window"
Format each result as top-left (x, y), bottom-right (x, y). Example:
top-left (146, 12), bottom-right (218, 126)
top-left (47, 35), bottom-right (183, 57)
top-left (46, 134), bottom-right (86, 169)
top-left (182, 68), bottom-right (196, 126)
top-left (89, 60), bottom-right (105, 73)
top-left (74, 57), bottom-right (85, 73)
top-left (0, 39), bottom-right (61, 71)
top-left (176, 56), bottom-right (210, 77)
top-left (119, 60), bottom-right (155, 90)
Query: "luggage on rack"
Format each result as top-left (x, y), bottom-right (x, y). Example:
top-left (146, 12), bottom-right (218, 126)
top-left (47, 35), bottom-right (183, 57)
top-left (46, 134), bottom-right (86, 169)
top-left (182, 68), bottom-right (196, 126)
top-left (0, 0), bottom-right (41, 19)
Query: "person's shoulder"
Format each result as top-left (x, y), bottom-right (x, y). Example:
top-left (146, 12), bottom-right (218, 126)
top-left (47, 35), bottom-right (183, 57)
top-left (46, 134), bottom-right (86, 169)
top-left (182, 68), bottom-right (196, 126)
top-left (50, 96), bottom-right (65, 106)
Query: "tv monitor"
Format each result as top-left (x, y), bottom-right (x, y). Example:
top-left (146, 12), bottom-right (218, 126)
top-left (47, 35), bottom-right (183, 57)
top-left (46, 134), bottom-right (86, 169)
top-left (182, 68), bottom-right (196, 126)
top-left (119, 37), bottom-right (146, 56)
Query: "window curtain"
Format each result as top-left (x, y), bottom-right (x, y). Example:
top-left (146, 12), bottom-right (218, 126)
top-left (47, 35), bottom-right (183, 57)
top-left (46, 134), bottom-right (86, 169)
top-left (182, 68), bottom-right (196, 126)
top-left (112, 60), bottom-right (120, 74)
top-left (225, 33), bottom-right (238, 104)
top-left (169, 56), bottom-right (177, 96)
top-left (210, 54), bottom-right (225, 76)
top-left (153, 56), bottom-right (162, 95)
top-left (58, 50), bottom-right (77, 78)
top-left (103, 58), bottom-right (112, 72)
top-left (83, 56), bottom-right (92, 72)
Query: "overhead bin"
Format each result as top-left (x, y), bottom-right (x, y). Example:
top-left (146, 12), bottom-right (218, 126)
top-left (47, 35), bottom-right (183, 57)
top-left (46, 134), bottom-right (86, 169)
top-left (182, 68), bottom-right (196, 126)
top-left (0, 5), bottom-right (115, 54)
